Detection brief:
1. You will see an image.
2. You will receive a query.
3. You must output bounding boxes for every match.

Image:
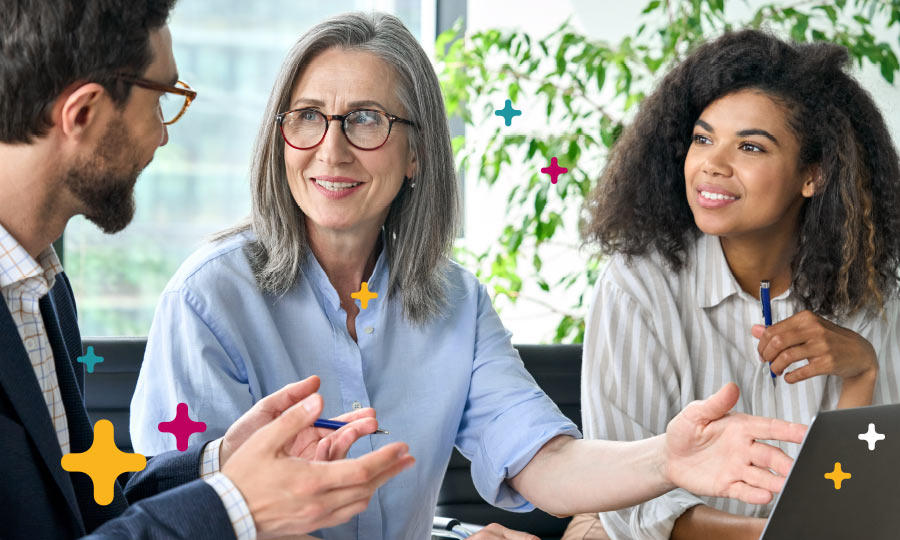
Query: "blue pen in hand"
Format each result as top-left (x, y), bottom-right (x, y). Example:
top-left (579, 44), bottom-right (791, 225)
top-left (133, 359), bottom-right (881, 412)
top-left (314, 418), bottom-right (389, 434)
top-left (760, 280), bottom-right (776, 381)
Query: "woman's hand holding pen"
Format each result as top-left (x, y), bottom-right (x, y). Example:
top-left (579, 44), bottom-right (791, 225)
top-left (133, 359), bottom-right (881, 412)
top-left (752, 310), bottom-right (878, 408)
top-left (751, 310), bottom-right (877, 383)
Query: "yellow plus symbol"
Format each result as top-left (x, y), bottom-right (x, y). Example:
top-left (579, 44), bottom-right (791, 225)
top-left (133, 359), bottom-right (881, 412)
top-left (824, 462), bottom-right (851, 490)
top-left (61, 419), bottom-right (147, 505)
top-left (351, 281), bottom-right (378, 309)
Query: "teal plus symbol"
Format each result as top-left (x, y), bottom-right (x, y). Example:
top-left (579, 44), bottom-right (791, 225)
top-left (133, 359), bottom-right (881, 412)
top-left (77, 346), bottom-right (105, 374)
top-left (494, 99), bottom-right (522, 126)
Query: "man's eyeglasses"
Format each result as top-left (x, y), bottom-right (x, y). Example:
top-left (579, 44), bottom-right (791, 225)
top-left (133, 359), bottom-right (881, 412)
top-left (276, 108), bottom-right (416, 151)
top-left (115, 74), bottom-right (197, 125)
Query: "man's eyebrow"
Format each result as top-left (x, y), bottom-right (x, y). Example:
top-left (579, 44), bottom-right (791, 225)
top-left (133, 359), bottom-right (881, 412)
top-left (167, 73), bottom-right (179, 86)
top-left (289, 97), bottom-right (388, 110)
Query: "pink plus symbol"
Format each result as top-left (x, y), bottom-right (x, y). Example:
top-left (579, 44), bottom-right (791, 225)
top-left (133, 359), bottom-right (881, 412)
top-left (158, 403), bottom-right (207, 451)
top-left (541, 157), bottom-right (568, 184)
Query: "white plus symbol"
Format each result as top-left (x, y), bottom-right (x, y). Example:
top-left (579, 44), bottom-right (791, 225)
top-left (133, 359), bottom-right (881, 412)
top-left (858, 423), bottom-right (885, 451)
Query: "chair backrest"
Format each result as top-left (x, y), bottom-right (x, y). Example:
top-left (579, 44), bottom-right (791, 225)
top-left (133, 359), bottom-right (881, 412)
top-left (82, 339), bottom-right (584, 538)
top-left (82, 337), bottom-right (146, 453)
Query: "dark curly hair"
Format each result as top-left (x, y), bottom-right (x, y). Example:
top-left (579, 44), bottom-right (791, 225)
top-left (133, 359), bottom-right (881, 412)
top-left (0, 0), bottom-right (177, 143)
top-left (584, 29), bottom-right (900, 318)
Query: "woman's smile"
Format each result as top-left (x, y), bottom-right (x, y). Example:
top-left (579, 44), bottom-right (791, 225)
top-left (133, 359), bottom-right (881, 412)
top-left (309, 174), bottom-right (365, 199)
top-left (696, 184), bottom-right (741, 209)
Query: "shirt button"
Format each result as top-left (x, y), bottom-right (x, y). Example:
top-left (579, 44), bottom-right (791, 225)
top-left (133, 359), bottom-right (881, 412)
top-left (352, 401), bottom-right (362, 409)
top-left (364, 327), bottom-right (374, 334)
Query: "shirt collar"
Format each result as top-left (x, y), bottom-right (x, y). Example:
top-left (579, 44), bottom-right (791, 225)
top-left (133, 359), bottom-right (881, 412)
top-left (0, 222), bottom-right (62, 292)
top-left (693, 233), bottom-right (745, 309)
top-left (302, 236), bottom-right (389, 312)
top-left (693, 233), bottom-right (793, 308)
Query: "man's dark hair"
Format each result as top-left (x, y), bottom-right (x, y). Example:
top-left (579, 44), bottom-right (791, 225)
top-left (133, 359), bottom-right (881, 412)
top-left (0, 0), bottom-right (177, 143)
top-left (584, 29), bottom-right (900, 318)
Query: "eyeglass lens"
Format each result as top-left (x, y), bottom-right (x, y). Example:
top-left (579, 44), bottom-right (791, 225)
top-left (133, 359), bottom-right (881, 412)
top-left (159, 82), bottom-right (191, 124)
top-left (281, 109), bottom-right (390, 149)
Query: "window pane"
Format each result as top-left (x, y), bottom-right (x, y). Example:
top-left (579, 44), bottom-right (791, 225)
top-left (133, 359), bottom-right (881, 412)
top-left (65, 0), bottom-right (425, 336)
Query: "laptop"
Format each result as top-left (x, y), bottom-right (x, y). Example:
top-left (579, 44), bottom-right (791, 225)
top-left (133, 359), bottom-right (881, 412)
top-left (761, 403), bottom-right (900, 539)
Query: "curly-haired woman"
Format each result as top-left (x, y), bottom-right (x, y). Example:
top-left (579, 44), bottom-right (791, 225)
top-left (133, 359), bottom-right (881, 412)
top-left (569, 29), bottom-right (900, 540)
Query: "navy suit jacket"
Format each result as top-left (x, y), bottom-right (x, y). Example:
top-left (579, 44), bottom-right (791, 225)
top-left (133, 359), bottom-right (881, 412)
top-left (0, 273), bottom-right (236, 539)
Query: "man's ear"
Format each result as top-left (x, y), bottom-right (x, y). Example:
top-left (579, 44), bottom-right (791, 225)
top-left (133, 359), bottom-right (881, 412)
top-left (56, 82), bottom-right (110, 140)
top-left (801, 165), bottom-right (822, 198)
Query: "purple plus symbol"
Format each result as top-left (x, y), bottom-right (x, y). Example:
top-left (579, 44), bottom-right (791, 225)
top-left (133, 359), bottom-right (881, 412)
top-left (158, 403), bottom-right (207, 451)
top-left (541, 157), bottom-right (568, 184)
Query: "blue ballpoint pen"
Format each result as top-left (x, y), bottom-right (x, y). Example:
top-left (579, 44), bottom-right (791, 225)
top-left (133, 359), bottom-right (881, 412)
top-left (760, 280), bottom-right (776, 381)
top-left (314, 418), bottom-right (389, 434)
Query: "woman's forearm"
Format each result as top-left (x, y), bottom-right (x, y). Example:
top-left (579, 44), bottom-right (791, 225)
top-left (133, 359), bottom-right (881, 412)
top-left (509, 435), bottom-right (675, 516)
top-left (836, 366), bottom-right (877, 409)
top-left (672, 505), bottom-right (766, 540)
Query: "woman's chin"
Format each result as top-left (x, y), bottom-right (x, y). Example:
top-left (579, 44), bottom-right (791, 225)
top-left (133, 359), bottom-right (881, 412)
top-left (692, 217), bottom-right (734, 238)
top-left (306, 217), bottom-right (369, 235)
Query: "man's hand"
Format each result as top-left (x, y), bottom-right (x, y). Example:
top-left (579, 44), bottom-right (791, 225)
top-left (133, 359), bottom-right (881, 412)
top-left (222, 390), bottom-right (415, 538)
top-left (664, 383), bottom-right (807, 505)
top-left (468, 523), bottom-right (539, 539)
top-left (220, 376), bottom-right (379, 466)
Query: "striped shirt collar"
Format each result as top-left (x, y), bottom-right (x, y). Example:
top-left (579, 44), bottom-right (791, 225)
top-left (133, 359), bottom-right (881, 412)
top-left (0, 223), bottom-right (62, 293)
top-left (693, 233), bottom-right (761, 309)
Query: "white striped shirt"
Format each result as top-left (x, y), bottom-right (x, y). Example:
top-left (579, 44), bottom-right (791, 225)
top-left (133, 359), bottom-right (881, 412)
top-left (582, 233), bottom-right (900, 539)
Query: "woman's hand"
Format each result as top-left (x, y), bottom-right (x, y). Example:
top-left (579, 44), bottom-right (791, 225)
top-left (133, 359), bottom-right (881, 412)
top-left (752, 310), bottom-right (877, 384)
top-left (665, 383), bottom-right (807, 505)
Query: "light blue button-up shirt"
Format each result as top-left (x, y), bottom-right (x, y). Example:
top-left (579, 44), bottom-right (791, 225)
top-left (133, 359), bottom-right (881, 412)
top-left (130, 231), bottom-right (580, 540)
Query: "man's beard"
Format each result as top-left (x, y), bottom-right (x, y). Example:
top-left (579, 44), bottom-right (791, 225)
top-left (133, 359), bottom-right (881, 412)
top-left (64, 118), bottom-right (144, 234)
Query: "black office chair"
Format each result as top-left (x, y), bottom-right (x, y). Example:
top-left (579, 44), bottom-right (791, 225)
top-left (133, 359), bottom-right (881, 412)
top-left (82, 337), bottom-right (146, 453)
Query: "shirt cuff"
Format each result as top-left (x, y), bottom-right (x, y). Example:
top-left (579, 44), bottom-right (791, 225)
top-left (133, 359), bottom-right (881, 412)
top-left (204, 472), bottom-right (257, 540)
top-left (200, 437), bottom-right (223, 478)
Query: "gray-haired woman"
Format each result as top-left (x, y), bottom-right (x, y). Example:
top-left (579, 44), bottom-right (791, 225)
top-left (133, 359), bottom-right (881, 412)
top-left (130, 12), bottom-right (806, 540)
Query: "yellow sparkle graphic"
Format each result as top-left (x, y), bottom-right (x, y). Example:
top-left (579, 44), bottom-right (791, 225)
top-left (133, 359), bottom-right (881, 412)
top-left (61, 419), bottom-right (147, 505)
top-left (824, 462), bottom-right (851, 490)
top-left (351, 281), bottom-right (378, 309)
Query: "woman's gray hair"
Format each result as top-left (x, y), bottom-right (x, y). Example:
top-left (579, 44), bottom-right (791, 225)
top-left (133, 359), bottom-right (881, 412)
top-left (219, 11), bottom-right (459, 324)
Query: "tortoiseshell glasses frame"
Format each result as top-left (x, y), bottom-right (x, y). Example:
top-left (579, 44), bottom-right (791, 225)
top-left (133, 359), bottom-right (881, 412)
top-left (115, 74), bottom-right (197, 125)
